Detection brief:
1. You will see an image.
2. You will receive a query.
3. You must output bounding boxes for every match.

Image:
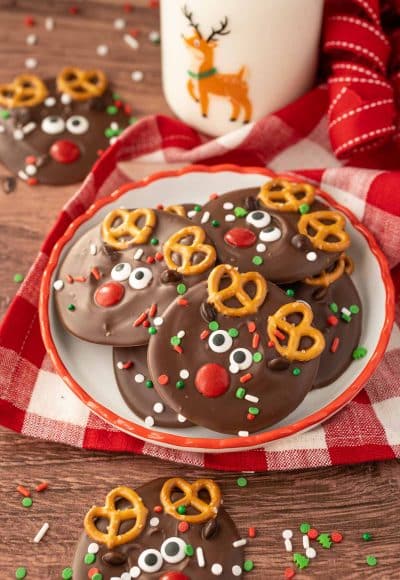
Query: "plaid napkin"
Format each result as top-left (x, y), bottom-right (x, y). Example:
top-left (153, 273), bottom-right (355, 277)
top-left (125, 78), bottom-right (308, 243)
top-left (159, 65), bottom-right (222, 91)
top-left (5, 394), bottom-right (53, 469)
top-left (1, 0), bottom-right (400, 472)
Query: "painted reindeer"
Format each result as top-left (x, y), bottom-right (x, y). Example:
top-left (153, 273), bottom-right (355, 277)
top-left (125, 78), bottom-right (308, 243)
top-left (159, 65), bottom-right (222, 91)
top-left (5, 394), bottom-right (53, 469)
top-left (182, 5), bottom-right (252, 123)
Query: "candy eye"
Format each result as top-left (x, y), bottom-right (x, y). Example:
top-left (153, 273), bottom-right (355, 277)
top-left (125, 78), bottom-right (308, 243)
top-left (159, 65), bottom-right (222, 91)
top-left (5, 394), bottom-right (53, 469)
top-left (128, 267), bottom-right (153, 290)
top-left (160, 537), bottom-right (187, 564)
top-left (246, 210), bottom-right (271, 229)
top-left (138, 548), bottom-right (163, 573)
top-left (41, 116), bottom-right (65, 135)
top-left (229, 348), bottom-right (253, 373)
top-left (66, 115), bottom-right (89, 135)
top-left (111, 262), bottom-right (132, 282)
top-left (259, 224), bottom-right (282, 242)
top-left (208, 330), bottom-right (233, 353)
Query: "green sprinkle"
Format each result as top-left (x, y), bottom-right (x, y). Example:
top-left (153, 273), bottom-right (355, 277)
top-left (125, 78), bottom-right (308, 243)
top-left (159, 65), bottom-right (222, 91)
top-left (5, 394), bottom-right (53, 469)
top-left (366, 555), bottom-right (377, 567)
top-left (352, 346), bottom-right (367, 360)
top-left (14, 273), bottom-right (24, 283)
top-left (248, 406), bottom-right (259, 416)
top-left (67, 304), bottom-right (75, 311)
top-left (107, 105), bottom-right (118, 115)
top-left (349, 304), bottom-right (360, 314)
top-left (112, 93), bottom-right (121, 100)
top-left (15, 568), bottom-right (27, 579)
top-left (176, 380), bottom-right (185, 389)
top-left (22, 497), bottom-right (32, 508)
top-left (185, 544), bottom-right (194, 557)
top-left (237, 476), bottom-right (248, 487)
top-left (285, 288), bottom-right (295, 297)
top-left (170, 335), bottom-right (181, 346)
top-left (235, 387), bottom-right (246, 399)
top-left (299, 203), bottom-right (310, 214)
top-left (209, 320), bottom-right (219, 331)
top-left (177, 505), bottom-right (186, 515)
top-left (92, 574), bottom-right (103, 580)
top-left (341, 312), bottom-right (352, 323)
top-left (211, 219), bottom-right (220, 227)
top-left (243, 560), bottom-right (254, 572)
top-left (84, 553), bottom-right (95, 565)
top-left (234, 207), bottom-right (248, 218)
top-left (0, 109), bottom-right (10, 119)
top-left (253, 352), bottom-right (263, 363)
top-left (292, 367), bottom-right (301, 376)
top-left (299, 522), bottom-right (310, 533)
top-left (145, 379), bottom-right (154, 388)
top-left (177, 283), bottom-right (187, 295)
top-left (362, 532), bottom-right (372, 541)
top-left (104, 127), bottom-right (115, 138)
top-left (194, 204), bottom-right (202, 212)
top-left (129, 116), bottom-right (138, 125)
top-left (329, 302), bottom-right (338, 313)
top-left (293, 553), bottom-right (309, 569)
top-left (252, 256), bottom-right (263, 266)
top-left (61, 568), bottom-right (73, 580)
top-left (148, 326), bottom-right (157, 335)
top-left (228, 328), bottom-right (239, 338)
top-left (150, 237), bottom-right (159, 245)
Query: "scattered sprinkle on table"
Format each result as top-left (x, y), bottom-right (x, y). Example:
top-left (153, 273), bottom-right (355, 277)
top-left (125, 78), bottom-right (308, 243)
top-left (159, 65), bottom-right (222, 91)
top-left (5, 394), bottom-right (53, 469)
top-left (96, 44), bottom-right (109, 56)
top-left (14, 273), bottom-right (24, 283)
top-left (33, 522), bottom-right (49, 543)
top-left (131, 70), bottom-right (144, 82)
top-left (299, 522), bottom-right (310, 533)
top-left (149, 30), bottom-right (160, 43)
top-left (366, 555), bottom-right (377, 566)
top-left (243, 559), bottom-right (254, 572)
top-left (352, 346), bottom-right (367, 359)
top-left (26, 33), bottom-right (37, 46)
top-left (25, 57), bottom-right (38, 70)
top-left (15, 567), bottom-right (27, 579)
top-left (236, 476), bottom-right (248, 488)
top-left (22, 497), bottom-right (32, 508)
top-left (362, 532), bottom-right (372, 541)
top-left (114, 17), bottom-right (126, 30)
top-left (17, 485), bottom-right (30, 497)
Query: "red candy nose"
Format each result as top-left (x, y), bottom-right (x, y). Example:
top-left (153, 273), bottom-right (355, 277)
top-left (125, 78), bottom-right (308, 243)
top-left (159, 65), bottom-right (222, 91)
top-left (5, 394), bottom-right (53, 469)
top-left (195, 363), bottom-right (230, 398)
top-left (224, 227), bottom-right (256, 248)
top-left (50, 140), bottom-right (80, 163)
top-left (94, 281), bottom-right (125, 307)
top-left (160, 573), bottom-right (190, 580)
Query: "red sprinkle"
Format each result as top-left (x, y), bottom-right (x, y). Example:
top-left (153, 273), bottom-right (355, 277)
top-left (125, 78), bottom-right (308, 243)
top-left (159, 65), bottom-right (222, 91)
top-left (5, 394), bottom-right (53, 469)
top-left (25, 155), bottom-right (36, 165)
top-left (27, 177), bottom-right (38, 186)
top-left (330, 336), bottom-right (340, 353)
top-left (307, 528), bottom-right (319, 540)
top-left (155, 252), bottom-right (164, 262)
top-left (268, 340), bottom-right (275, 348)
top-left (66, 274), bottom-right (74, 284)
top-left (158, 374), bottom-right (169, 385)
top-left (129, 28), bottom-right (140, 37)
top-left (153, 505), bottom-right (163, 513)
top-left (124, 104), bottom-right (133, 115)
top-left (74, 276), bottom-right (86, 283)
top-left (331, 531), bottom-right (343, 543)
top-left (284, 568), bottom-right (296, 579)
top-left (149, 303), bottom-right (157, 317)
top-left (91, 267), bottom-right (101, 281)
top-left (149, 0), bottom-right (159, 7)
top-left (178, 298), bottom-right (189, 307)
top-left (142, 320), bottom-right (150, 328)
top-left (146, 256), bottom-right (155, 264)
top-left (24, 16), bottom-right (35, 27)
top-left (68, 6), bottom-right (79, 15)
top-left (174, 345), bottom-right (183, 354)
top-left (274, 329), bottom-right (286, 341)
top-left (178, 521), bottom-right (189, 533)
top-left (35, 482), bottom-right (48, 492)
top-left (209, 192), bottom-right (219, 200)
top-left (124, 3), bottom-right (134, 12)
top-left (200, 330), bottom-right (210, 340)
top-left (88, 568), bottom-right (100, 579)
top-left (247, 321), bottom-right (256, 333)
top-left (156, 204), bottom-right (164, 210)
top-left (327, 315), bottom-right (339, 326)
top-left (114, 100), bottom-right (123, 109)
top-left (247, 413), bottom-right (256, 421)
top-left (240, 373), bottom-right (253, 384)
top-left (252, 332), bottom-right (260, 349)
top-left (133, 312), bottom-right (148, 327)
top-left (122, 361), bottom-right (133, 370)
top-left (248, 526), bottom-right (256, 538)
top-left (17, 485), bottom-right (30, 497)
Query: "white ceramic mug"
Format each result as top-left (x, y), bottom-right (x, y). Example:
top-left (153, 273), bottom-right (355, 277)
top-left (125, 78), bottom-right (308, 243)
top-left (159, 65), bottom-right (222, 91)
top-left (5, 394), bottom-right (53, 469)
top-left (161, 0), bottom-right (324, 137)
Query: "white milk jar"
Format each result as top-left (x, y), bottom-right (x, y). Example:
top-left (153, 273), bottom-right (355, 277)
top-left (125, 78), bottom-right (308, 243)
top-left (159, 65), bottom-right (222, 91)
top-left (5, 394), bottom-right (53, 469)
top-left (161, 0), bottom-right (324, 136)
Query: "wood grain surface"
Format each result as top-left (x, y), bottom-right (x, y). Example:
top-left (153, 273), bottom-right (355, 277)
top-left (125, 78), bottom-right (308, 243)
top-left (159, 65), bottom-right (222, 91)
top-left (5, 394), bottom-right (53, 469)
top-left (0, 2), bottom-right (399, 579)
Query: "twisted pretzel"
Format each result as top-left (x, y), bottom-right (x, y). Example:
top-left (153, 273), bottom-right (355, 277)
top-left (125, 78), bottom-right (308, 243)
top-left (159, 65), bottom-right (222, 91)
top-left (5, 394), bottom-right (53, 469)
top-left (160, 478), bottom-right (221, 524)
top-left (267, 301), bottom-right (325, 362)
top-left (101, 208), bottom-right (156, 250)
top-left (297, 210), bottom-right (350, 253)
top-left (164, 205), bottom-right (186, 217)
top-left (84, 486), bottom-right (148, 549)
top-left (207, 264), bottom-right (267, 317)
top-left (163, 226), bottom-right (216, 276)
top-left (0, 74), bottom-right (48, 109)
top-left (56, 66), bottom-right (107, 101)
top-left (304, 253), bottom-right (354, 287)
top-left (258, 178), bottom-right (315, 212)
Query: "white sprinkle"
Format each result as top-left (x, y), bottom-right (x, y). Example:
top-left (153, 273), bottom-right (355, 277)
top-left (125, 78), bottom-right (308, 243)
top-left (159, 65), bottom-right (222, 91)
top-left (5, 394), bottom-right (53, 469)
top-left (61, 93), bottom-right (72, 106)
top-left (149, 30), bottom-right (160, 43)
top-left (14, 129), bottom-right (25, 141)
top-left (306, 251), bottom-right (317, 262)
top-left (110, 122), bottom-right (120, 131)
top-left (284, 538), bottom-right (293, 552)
top-left (45, 17), bottom-right (55, 31)
top-left (341, 306), bottom-right (351, 316)
top-left (179, 369), bottom-right (189, 379)
top-left (109, 136), bottom-right (118, 146)
top-left (306, 546), bottom-right (317, 558)
top-left (145, 416), bottom-right (154, 427)
top-left (153, 402), bottom-right (164, 414)
top-left (282, 529), bottom-right (293, 539)
top-left (187, 210), bottom-right (197, 219)
top-left (135, 373), bottom-right (145, 383)
top-left (22, 122), bottom-right (37, 135)
top-left (177, 330), bottom-right (185, 338)
top-left (131, 70), bottom-right (144, 82)
top-left (149, 516), bottom-right (159, 527)
top-left (201, 211), bottom-right (210, 224)
top-left (53, 279), bottom-right (64, 291)
top-left (25, 57), bottom-right (38, 70)
top-left (129, 567), bottom-right (141, 579)
top-left (256, 243), bottom-right (266, 252)
top-left (33, 522), bottom-right (49, 543)
top-left (134, 248), bottom-right (144, 260)
top-left (114, 18), bottom-right (126, 30)
top-left (89, 243), bottom-right (97, 255)
top-left (225, 214), bottom-right (235, 222)
top-left (177, 414), bottom-right (187, 423)
top-left (211, 563), bottom-right (223, 576)
top-left (244, 394), bottom-right (259, 403)
top-left (120, 574), bottom-right (131, 580)
top-left (196, 546), bottom-right (205, 568)
top-left (26, 34), bottom-right (37, 46)
top-left (223, 202), bottom-right (234, 210)
top-left (124, 33), bottom-right (140, 51)
top-left (0, 126), bottom-right (5, 133)
top-left (233, 538), bottom-right (247, 548)
top-left (87, 542), bottom-right (99, 554)
top-left (229, 363), bottom-right (239, 375)
top-left (25, 164), bottom-right (37, 176)
top-left (153, 316), bottom-right (164, 327)
top-left (44, 96), bottom-right (56, 107)
top-left (116, 361), bottom-right (124, 370)
top-left (232, 565), bottom-right (242, 576)
top-left (18, 170), bottom-right (28, 180)
top-left (238, 430), bottom-right (249, 438)
top-left (96, 44), bottom-right (109, 56)
top-left (303, 534), bottom-right (310, 549)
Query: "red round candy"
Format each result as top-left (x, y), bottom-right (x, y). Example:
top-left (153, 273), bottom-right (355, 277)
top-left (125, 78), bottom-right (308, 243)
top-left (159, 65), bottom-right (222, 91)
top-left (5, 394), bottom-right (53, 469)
top-left (331, 531), bottom-right (343, 543)
top-left (307, 528), bottom-right (319, 539)
top-left (284, 568), bottom-right (296, 579)
top-left (94, 281), bottom-right (125, 307)
top-left (224, 227), bottom-right (257, 248)
top-left (195, 363), bottom-right (230, 398)
top-left (49, 140), bottom-right (80, 163)
top-left (178, 521), bottom-right (189, 533)
top-left (160, 573), bottom-right (189, 580)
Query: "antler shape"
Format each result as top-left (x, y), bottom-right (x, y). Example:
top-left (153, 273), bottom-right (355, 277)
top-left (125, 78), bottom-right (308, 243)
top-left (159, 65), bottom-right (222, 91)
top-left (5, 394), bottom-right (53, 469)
top-left (207, 17), bottom-right (230, 42)
top-left (182, 4), bottom-right (203, 39)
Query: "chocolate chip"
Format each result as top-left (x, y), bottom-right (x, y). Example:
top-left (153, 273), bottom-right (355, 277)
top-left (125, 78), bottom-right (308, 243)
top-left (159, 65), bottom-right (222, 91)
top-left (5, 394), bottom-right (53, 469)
top-left (291, 234), bottom-right (312, 251)
top-left (244, 196), bottom-right (259, 211)
top-left (312, 286), bottom-right (328, 301)
top-left (2, 175), bottom-right (16, 194)
top-left (102, 550), bottom-right (127, 566)
top-left (160, 269), bottom-right (183, 284)
top-left (267, 357), bottom-right (290, 371)
top-left (202, 518), bottom-right (219, 540)
top-left (200, 301), bottom-right (217, 323)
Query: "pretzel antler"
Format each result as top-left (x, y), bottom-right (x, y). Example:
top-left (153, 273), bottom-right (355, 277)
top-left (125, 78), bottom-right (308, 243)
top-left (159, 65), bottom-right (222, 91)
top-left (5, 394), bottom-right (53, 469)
top-left (182, 4), bottom-right (203, 39)
top-left (206, 16), bottom-right (230, 42)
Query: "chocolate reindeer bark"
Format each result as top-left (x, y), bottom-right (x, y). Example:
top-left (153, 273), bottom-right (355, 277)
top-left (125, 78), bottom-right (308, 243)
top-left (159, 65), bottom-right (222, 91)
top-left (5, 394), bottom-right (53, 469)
top-left (54, 209), bottom-right (217, 346)
top-left (148, 264), bottom-right (325, 435)
top-left (192, 178), bottom-right (351, 284)
top-left (72, 477), bottom-right (246, 579)
top-left (0, 67), bottom-right (132, 185)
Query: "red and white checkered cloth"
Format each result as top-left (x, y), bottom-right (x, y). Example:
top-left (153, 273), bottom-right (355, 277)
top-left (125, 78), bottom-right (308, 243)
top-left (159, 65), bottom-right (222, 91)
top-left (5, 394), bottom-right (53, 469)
top-left (1, 0), bottom-right (400, 471)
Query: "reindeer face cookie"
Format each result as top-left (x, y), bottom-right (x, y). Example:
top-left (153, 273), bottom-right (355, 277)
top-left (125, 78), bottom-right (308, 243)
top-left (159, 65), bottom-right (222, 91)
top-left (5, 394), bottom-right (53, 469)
top-left (54, 209), bottom-right (217, 346)
top-left (148, 265), bottom-right (324, 435)
top-left (72, 478), bottom-right (246, 579)
top-left (0, 68), bottom-right (132, 185)
top-left (192, 179), bottom-right (350, 284)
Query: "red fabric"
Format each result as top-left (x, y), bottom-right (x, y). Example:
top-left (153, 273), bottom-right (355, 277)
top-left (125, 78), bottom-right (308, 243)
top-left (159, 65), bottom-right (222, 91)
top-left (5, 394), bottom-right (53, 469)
top-left (1, 0), bottom-right (400, 472)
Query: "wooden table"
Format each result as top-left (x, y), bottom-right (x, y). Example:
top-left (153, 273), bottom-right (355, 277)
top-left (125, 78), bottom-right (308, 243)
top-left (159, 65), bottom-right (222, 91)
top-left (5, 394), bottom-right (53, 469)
top-left (0, 2), bottom-right (399, 578)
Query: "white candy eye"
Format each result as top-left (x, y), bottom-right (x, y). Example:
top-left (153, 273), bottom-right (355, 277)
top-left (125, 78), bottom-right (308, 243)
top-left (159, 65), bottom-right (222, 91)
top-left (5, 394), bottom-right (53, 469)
top-left (246, 210), bottom-right (271, 229)
top-left (41, 115), bottom-right (65, 135)
top-left (229, 348), bottom-right (252, 371)
top-left (259, 225), bottom-right (282, 242)
top-left (111, 262), bottom-right (132, 281)
top-left (161, 537), bottom-right (187, 564)
top-left (128, 267), bottom-right (153, 290)
top-left (66, 115), bottom-right (89, 135)
top-left (208, 330), bottom-right (233, 353)
top-left (138, 548), bottom-right (163, 573)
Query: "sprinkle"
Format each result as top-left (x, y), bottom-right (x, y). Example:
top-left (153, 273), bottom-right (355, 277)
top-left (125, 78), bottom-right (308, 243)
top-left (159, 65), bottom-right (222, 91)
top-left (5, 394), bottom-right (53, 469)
top-left (176, 380), bottom-right (185, 389)
top-left (293, 553), bottom-right (309, 569)
top-left (233, 538), bottom-right (247, 548)
top-left (145, 380), bottom-right (153, 388)
top-left (285, 539), bottom-right (293, 552)
top-left (350, 304), bottom-right (360, 314)
top-left (256, 242), bottom-right (266, 252)
top-left (248, 406), bottom-right (259, 415)
top-left (185, 544), bottom-right (194, 557)
top-left (107, 105), bottom-right (118, 116)
top-left (149, 30), bottom-right (160, 44)
top-left (177, 505), bottom-right (186, 515)
top-left (158, 374), bottom-right (169, 385)
top-left (153, 316), bottom-right (163, 326)
top-left (177, 330), bottom-right (185, 338)
top-left (61, 569), bottom-right (73, 580)
top-left (366, 555), bottom-right (377, 566)
top-left (17, 485), bottom-right (30, 497)
top-left (26, 33), bottom-right (37, 45)
top-left (180, 369), bottom-right (189, 379)
top-left (171, 335), bottom-right (181, 346)
top-left (67, 304), bottom-right (75, 311)
top-left (223, 202), bottom-right (234, 210)
top-left (35, 481), bottom-right (48, 492)
top-left (153, 505), bottom-right (163, 513)
top-left (96, 44), bottom-right (109, 56)
top-left (61, 93), bottom-right (72, 105)
top-left (53, 280), bottom-right (64, 291)
top-left (134, 249), bottom-right (144, 260)
top-left (232, 565), bottom-right (242, 576)
top-left (66, 274), bottom-right (74, 284)
top-left (145, 416), bottom-right (154, 427)
top-left (306, 547), bottom-right (316, 559)
top-left (15, 568), bottom-right (27, 579)
top-left (153, 402), bottom-right (164, 414)
top-left (91, 267), bottom-right (101, 280)
top-left (327, 315), bottom-right (339, 326)
top-left (200, 330), bottom-right (210, 340)
top-left (268, 340), bottom-right (275, 347)
top-left (247, 413), bottom-right (256, 421)
top-left (25, 57), bottom-right (38, 69)
top-left (177, 414), bottom-right (187, 423)
top-left (228, 328), bottom-right (239, 338)
top-left (292, 367), bottom-right (301, 376)
top-left (330, 337), bottom-right (340, 353)
top-left (13, 274), bottom-right (25, 284)
top-left (237, 476), bottom-right (248, 488)
top-left (307, 528), bottom-right (319, 540)
top-left (133, 312), bottom-right (148, 327)
top-left (130, 568), bottom-right (141, 579)
top-left (196, 547), bottom-right (205, 567)
top-left (331, 531), bottom-right (343, 543)
top-left (194, 204), bottom-right (202, 211)
top-left (150, 237), bottom-right (159, 246)
top-left (114, 17), bottom-right (126, 29)
top-left (148, 326), bottom-right (157, 335)
top-left (149, 516), bottom-right (159, 527)
top-left (252, 256), bottom-right (263, 266)
top-left (341, 307), bottom-right (352, 322)
top-left (14, 130), bottom-right (25, 141)
top-left (299, 522), bottom-right (310, 533)
top-left (252, 332), bottom-right (260, 349)
top-left (23, 122), bottom-right (37, 136)
top-left (274, 329), bottom-right (286, 341)
top-left (245, 394), bottom-right (259, 403)
top-left (299, 203), bottom-right (310, 214)
top-left (286, 288), bottom-right (295, 297)
top-left (234, 207), bottom-right (247, 218)
top-left (252, 352), bottom-right (263, 363)
top-left (178, 298), bottom-right (189, 306)
top-left (238, 430), bottom-right (249, 437)
top-left (225, 214), bottom-right (235, 222)
top-left (362, 532), bottom-right (372, 541)
top-left (155, 252), bottom-right (163, 261)
top-left (303, 534), bottom-right (310, 549)
top-left (240, 373), bottom-right (252, 384)
top-left (352, 346), bottom-right (367, 359)
top-left (45, 17), bottom-right (55, 30)
top-left (306, 251), bottom-right (317, 262)
top-left (178, 521), bottom-right (189, 533)
top-left (211, 563), bottom-right (223, 575)
top-left (84, 553), bottom-right (96, 565)
top-left (146, 256), bottom-right (155, 264)
top-left (177, 283), bottom-right (187, 295)
top-left (284, 568), bottom-right (296, 579)
top-left (135, 374), bottom-right (144, 383)
top-left (68, 5), bottom-right (79, 14)
top-left (282, 529), bottom-right (293, 539)
top-left (87, 543), bottom-right (99, 554)
top-left (330, 303), bottom-right (338, 313)
top-left (211, 219), bottom-right (220, 227)
top-left (247, 321), bottom-right (256, 333)
top-left (201, 211), bottom-right (210, 224)
top-left (209, 321), bottom-right (219, 331)
top-left (248, 526), bottom-right (256, 538)
top-left (243, 560), bottom-right (254, 572)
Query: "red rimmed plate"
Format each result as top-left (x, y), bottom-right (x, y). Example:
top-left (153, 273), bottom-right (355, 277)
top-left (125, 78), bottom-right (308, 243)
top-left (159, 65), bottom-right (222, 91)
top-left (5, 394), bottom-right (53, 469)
top-left (39, 165), bottom-right (395, 453)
